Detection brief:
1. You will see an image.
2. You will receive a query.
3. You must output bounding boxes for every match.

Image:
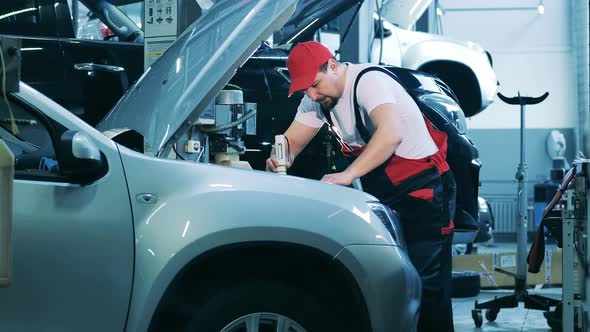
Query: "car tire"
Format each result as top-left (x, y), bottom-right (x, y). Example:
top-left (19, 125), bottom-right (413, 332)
top-left (452, 271), bottom-right (481, 298)
top-left (183, 279), bottom-right (349, 332)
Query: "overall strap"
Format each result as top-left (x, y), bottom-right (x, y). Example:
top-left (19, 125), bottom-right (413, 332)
top-left (352, 66), bottom-right (400, 144)
top-left (321, 105), bottom-right (353, 152)
top-left (321, 105), bottom-right (333, 126)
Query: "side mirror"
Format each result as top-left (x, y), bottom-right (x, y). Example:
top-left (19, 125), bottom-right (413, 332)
top-left (0, 139), bottom-right (13, 287)
top-left (57, 130), bottom-right (108, 185)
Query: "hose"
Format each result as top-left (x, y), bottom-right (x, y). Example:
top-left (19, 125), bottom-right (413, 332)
top-left (199, 109), bottom-right (256, 133)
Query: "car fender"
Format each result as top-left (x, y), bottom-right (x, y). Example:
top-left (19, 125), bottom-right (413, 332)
top-left (116, 146), bottom-right (396, 331)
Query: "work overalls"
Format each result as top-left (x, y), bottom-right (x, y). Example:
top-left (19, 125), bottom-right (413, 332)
top-left (323, 67), bottom-right (456, 332)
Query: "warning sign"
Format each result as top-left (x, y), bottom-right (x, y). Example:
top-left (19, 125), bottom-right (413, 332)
top-left (145, 0), bottom-right (177, 38)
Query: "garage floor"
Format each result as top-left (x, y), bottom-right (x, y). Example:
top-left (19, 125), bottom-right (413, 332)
top-left (452, 287), bottom-right (560, 331)
top-left (452, 242), bottom-right (560, 331)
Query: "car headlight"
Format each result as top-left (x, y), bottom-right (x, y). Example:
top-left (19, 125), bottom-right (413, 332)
top-left (367, 202), bottom-right (406, 249)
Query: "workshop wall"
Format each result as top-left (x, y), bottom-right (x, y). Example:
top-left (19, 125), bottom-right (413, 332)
top-left (437, 0), bottom-right (578, 233)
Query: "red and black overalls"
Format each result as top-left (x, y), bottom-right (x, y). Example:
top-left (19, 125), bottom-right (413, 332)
top-left (323, 67), bottom-right (456, 331)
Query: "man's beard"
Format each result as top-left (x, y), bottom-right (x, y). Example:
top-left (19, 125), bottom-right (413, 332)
top-left (319, 96), bottom-right (338, 110)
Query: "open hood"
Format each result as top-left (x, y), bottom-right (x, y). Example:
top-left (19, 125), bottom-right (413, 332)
top-left (275, 0), bottom-right (363, 45)
top-left (97, 0), bottom-right (296, 154)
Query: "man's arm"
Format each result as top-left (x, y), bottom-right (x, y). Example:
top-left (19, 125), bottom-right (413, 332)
top-left (266, 120), bottom-right (321, 172)
top-left (321, 103), bottom-right (402, 185)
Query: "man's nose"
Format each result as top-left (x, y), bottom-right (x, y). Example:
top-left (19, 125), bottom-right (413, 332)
top-left (306, 89), bottom-right (319, 102)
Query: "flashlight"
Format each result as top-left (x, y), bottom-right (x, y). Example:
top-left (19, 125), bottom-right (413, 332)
top-left (274, 134), bottom-right (288, 175)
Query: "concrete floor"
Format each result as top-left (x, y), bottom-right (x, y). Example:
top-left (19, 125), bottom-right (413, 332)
top-left (452, 288), bottom-right (560, 331)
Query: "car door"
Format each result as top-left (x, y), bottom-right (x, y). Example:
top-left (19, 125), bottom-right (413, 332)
top-left (0, 0), bottom-right (66, 106)
top-left (0, 89), bottom-right (134, 331)
top-left (59, 0), bottom-right (144, 126)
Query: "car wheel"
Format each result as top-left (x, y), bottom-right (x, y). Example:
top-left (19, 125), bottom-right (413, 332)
top-left (183, 280), bottom-right (347, 332)
top-left (452, 271), bottom-right (481, 298)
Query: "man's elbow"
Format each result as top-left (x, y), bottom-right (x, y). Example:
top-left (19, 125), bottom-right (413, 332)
top-left (390, 135), bottom-right (402, 148)
top-left (380, 128), bottom-right (402, 147)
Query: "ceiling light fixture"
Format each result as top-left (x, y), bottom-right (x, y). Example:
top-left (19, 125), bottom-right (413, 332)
top-left (439, 1), bottom-right (546, 15)
top-left (537, 0), bottom-right (545, 15)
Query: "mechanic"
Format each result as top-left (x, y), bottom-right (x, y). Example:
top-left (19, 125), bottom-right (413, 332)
top-left (265, 41), bottom-right (456, 331)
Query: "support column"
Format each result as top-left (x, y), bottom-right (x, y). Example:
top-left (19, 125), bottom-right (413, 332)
top-left (338, 1), bottom-right (373, 63)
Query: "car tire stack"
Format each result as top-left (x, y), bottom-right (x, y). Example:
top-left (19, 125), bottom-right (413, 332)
top-left (451, 271), bottom-right (481, 298)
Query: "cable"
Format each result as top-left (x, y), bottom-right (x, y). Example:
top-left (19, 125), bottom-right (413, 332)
top-left (195, 145), bottom-right (204, 162)
top-left (172, 144), bottom-right (185, 160)
top-left (0, 43), bottom-right (18, 135)
top-left (199, 109), bottom-right (256, 133)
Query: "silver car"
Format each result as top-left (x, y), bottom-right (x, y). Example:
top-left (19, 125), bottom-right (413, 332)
top-left (0, 0), bottom-right (420, 331)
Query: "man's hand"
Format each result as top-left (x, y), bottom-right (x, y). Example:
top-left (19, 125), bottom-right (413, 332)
top-left (265, 122), bottom-right (321, 173)
top-left (265, 152), bottom-right (292, 172)
top-left (321, 171), bottom-right (355, 186)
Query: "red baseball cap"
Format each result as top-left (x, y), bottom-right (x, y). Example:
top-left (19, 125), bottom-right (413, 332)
top-left (287, 41), bottom-right (334, 97)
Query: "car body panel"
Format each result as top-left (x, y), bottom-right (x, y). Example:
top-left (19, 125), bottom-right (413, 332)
top-left (335, 244), bottom-right (421, 331)
top-left (0, 84), bottom-right (134, 331)
top-left (118, 145), bottom-right (402, 331)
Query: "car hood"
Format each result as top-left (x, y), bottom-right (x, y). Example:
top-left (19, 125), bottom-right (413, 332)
top-left (97, 0), bottom-right (296, 154)
top-left (275, 0), bottom-right (363, 45)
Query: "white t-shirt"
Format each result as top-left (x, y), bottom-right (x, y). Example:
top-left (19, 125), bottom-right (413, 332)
top-left (294, 63), bottom-right (438, 159)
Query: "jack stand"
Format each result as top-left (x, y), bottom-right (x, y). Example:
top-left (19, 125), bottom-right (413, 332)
top-left (471, 91), bottom-right (559, 328)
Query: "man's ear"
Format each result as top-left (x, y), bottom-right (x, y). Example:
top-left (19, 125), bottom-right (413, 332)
top-left (328, 58), bottom-right (338, 71)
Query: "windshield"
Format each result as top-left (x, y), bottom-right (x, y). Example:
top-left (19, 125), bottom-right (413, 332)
top-left (97, 0), bottom-right (296, 154)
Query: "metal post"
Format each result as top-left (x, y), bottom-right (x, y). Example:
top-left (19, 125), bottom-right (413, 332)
top-left (338, 0), bottom-right (373, 63)
top-left (516, 99), bottom-right (528, 285)
top-left (72, 0), bottom-right (79, 37)
top-left (563, 214), bottom-right (575, 332)
top-left (586, 146), bottom-right (590, 331)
